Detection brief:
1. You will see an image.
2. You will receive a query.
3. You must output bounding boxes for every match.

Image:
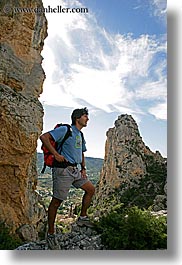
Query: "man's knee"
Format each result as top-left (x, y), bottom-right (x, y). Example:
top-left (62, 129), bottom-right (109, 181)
top-left (90, 185), bottom-right (95, 196)
top-left (82, 182), bottom-right (95, 196)
top-left (51, 197), bottom-right (62, 208)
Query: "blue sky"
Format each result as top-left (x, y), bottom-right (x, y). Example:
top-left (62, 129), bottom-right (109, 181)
top-left (39, 0), bottom-right (167, 158)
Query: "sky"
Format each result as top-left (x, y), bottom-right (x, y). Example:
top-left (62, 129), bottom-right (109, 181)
top-left (38, 0), bottom-right (167, 158)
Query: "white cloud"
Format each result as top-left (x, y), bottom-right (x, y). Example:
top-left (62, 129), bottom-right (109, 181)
top-left (40, 0), bottom-right (167, 121)
top-left (151, 0), bottom-right (167, 22)
top-left (136, 78), bottom-right (167, 100)
top-left (149, 100), bottom-right (167, 120)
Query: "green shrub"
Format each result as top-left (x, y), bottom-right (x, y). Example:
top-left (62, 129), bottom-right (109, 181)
top-left (0, 222), bottom-right (22, 250)
top-left (96, 206), bottom-right (167, 250)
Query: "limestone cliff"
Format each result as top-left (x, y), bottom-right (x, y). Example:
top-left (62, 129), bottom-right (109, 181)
top-left (94, 114), bottom-right (167, 214)
top-left (0, 0), bottom-right (47, 241)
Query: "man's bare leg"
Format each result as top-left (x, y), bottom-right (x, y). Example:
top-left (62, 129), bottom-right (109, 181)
top-left (80, 181), bottom-right (95, 216)
top-left (48, 197), bottom-right (62, 234)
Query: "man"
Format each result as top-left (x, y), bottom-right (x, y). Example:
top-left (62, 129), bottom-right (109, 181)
top-left (40, 107), bottom-right (95, 249)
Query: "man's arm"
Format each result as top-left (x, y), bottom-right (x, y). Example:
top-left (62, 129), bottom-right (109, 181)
top-left (40, 132), bottom-right (67, 162)
top-left (80, 152), bottom-right (87, 178)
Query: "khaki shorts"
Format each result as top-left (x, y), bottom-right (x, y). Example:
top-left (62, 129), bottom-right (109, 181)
top-left (52, 166), bottom-right (89, 201)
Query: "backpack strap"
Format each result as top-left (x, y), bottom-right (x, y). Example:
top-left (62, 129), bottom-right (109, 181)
top-left (41, 163), bottom-right (47, 174)
top-left (80, 130), bottom-right (84, 142)
top-left (57, 124), bottom-right (72, 153)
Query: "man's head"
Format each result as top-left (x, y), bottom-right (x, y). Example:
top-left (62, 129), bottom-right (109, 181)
top-left (71, 107), bottom-right (89, 126)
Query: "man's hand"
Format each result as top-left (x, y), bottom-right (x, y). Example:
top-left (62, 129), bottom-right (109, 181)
top-left (54, 153), bottom-right (67, 163)
top-left (80, 168), bottom-right (87, 179)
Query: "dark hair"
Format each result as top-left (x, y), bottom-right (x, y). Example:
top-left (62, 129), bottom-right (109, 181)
top-left (71, 107), bottom-right (88, 125)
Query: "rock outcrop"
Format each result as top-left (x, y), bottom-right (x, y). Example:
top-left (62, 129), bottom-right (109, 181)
top-left (94, 114), bottom-right (167, 214)
top-left (0, 0), bottom-right (47, 241)
top-left (16, 224), bottom-right (105, 250)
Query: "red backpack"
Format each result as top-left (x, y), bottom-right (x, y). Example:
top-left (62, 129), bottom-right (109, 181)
top-left (41, 124), bottom-right (72, 173)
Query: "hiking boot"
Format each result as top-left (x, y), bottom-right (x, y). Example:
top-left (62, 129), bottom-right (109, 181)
top-left (47, 233), bottom-right (61, 250)
top-left (76, 216), bottom-right (95, 228)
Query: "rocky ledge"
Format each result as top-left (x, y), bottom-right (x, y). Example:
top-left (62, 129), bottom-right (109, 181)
top-left (16, 223), bottom-right (105, 250)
